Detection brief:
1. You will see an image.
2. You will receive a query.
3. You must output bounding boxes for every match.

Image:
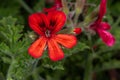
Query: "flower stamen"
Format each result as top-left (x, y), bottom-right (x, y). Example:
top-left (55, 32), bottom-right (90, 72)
top-left (45, 30), bottom-right (51, 38)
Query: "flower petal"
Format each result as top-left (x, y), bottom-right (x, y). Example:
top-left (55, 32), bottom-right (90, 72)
top-left (43, 7), bottom-right (57, 13)
top-left (55, 0), bottom-right (62, 8)
top-left (99, 22), bottom-right (111, 30)
top-left (97, 0), bottom-right (107, 22)
top-left (54, 34), bottom-right (77, 48)
top-left (48, 39), bottom-right (64, 61)
top-left (47, 11), bottom-right (66, 34)
top-left (97, 29), bottom-right (115, 47)
top-left (28, 37), bottom-right (47, 58)
top-left (29, 13), bottom-right (49, 36)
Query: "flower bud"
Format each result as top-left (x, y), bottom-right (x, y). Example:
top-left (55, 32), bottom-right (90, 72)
top-left (73, 28), bottom-right (82, 35)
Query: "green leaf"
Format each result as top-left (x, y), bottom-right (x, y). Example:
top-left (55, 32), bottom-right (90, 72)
top-left (0, 16), bottom-right (37, 80)
top-left (0, 43), bottom-right (12, 56)
top-left (0, 0), bottom-right (20, 17)
top-left (0, 72), bottom-right (5, 80)
top-left (42, 57), bottom-right (64, 70)
top-left (64, 41), bottom-right (90, 57)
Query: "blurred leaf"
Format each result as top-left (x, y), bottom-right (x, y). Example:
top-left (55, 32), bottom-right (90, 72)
top-left (42, 59), bottom-right (64, 70)
top-left (0, 0), bottom-right (20, 17)
top-left (33, 0), bottom-right (45, 12)
top-left (0, 72), bottom-right (5, 80)
top-left (64, 41), bottom-right (90, 57)
top-left (0, 17), bottom-right (36, 80)
top-left (94, 60), bottom-right (120, 72)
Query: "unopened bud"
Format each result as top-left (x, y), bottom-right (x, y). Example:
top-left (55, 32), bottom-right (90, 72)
top-left (73, 28), bottom-right (82, 35)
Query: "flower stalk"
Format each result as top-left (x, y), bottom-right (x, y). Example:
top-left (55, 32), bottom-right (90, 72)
top-left (83, 33), bottom-right (94, 80)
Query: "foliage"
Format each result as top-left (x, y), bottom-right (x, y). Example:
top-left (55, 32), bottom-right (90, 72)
top-left (0, 0), bottom-right (120, 80)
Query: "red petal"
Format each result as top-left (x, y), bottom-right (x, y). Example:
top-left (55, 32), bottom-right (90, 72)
top-left (99, 22), bottom-right (111, 30)
top-left (54, 34), bottom-right (77, 48)
top-left (47, 11), bottom-right (66, 34)
top-left (97, 29), bottom-right (115, 47)
top-left (55, 0), bottom-right (62, 8)
top-left (43, 6), bottom-right (57, 13)
top-left (28, 37), bottom-right (47, 58)
top-left (29, 13), bottom-right (49, 35)
top-left (48, 39), bottom-right (64, 61)
top-left (97, 0), bottom-right (107, 22)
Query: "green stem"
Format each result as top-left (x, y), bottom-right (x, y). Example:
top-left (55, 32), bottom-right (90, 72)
top-left (83, 33), bottom-right (94, 80)
top-left (16, 0), bottom-right (33, 14)
top-left (6, 58), bottom-right (15, 80)
top-left (83, 54), bottom-right (93, 80)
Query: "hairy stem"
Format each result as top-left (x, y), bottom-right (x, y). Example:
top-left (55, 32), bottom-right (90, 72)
top-left (83, 54), bottom-right (93, 80)
top-left (83, 33), bottom-right (94, 80)
top-left (6, 58), bottom-right (15, 80)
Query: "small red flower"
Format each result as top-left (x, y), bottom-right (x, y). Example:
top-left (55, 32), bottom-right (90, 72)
top-left (43, 0), bottom-right (62, 13)
top-left (90, 0), bottom-right (115, 46)
top-left (28, 11), bottom-right (77, 61)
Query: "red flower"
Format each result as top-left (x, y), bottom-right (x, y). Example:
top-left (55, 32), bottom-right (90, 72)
top-left (90, 0), bottom-right (115, 46)
top-left (28, 11), bottom-right (77, 61)
top-left (43, 0), bottom-right (62, 12)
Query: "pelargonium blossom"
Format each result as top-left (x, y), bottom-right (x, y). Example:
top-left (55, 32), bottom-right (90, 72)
top-left (28, 11), bottom-right (77, 61)
top-left (90, 0), bottom-right (115, 46)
